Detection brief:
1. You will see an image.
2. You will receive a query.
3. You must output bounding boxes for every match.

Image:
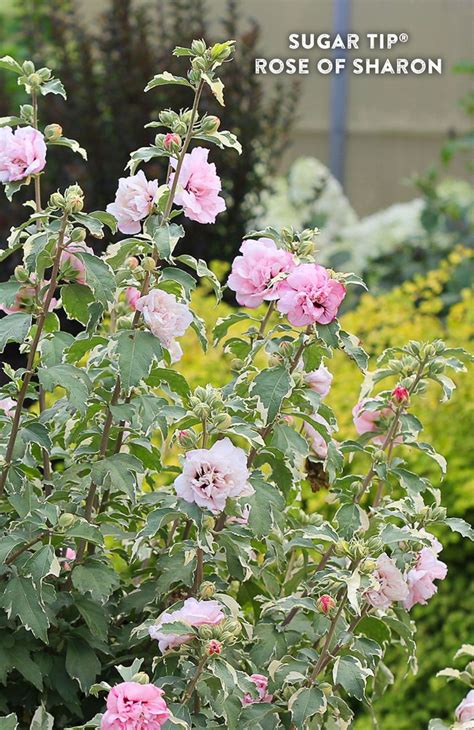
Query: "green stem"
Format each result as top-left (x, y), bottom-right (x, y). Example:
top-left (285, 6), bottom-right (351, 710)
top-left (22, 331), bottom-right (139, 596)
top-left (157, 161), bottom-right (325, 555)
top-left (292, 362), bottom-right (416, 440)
top-left (182, 654), bottom-right (208, 704)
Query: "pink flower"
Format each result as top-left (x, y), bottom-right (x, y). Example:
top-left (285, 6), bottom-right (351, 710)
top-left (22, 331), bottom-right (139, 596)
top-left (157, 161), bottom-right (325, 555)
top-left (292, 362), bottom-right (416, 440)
top-left (106, 171), bottom-right (158, 234)
top-left (0, 397), bottom-right (16, 417)
top-left (125, 287), bottom-right (141, 310)
top-left (456, 690), bottom-right (474, 724)
top-left (101, 681), bottom-right (169, 730)
top-left (170, 147), bottom-right (225, 224)
top-left (63, 548), bottom-right (76, 571)
top-left (227, 503), bottom-right (251, 526)
top-left (0, 126), bottom-right (47, 182)
top-left (208, 639), bottom-right (222, 655)
top-left (59, 240), bottom-right (93, 284)
top-left (174, 437), bottom-right (254, 514)
top-left (227, 238), bottom-right (295, 308)
top-left (303, 414), bottom-right (331, 460)
top-left (317, 594), bottom-right (336, 614)
top-left (366, 553), bottom-right (409, 609)
top-left (404, 540), bottom-right (447, 611)
top-left (277, 263), bottom-right (346, 326)
top-left (352, 399), bottom-right (397, 447)
top-left (242, 674), bottom-right (273, 705)
top-left (305, 363), bottom-right (333, 397)
top-left (149, 597), bottom-right (224, 653)
top-left (135, 288), bottom-right (192, 363)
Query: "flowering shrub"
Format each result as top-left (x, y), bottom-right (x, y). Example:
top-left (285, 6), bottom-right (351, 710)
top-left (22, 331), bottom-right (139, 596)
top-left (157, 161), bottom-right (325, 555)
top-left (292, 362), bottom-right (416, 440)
top-left (0, 43), bottom-right (473, 730)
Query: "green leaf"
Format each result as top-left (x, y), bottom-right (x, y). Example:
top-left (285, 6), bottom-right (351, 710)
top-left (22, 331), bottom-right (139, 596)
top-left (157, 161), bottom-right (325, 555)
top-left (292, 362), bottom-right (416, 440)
top-left (47, 135), bottom-right (87, 160)
top-left (357, 616), bottom-right (391, 644)
top-left (194, 129), bottom-right (242, 154)
top-left (146, 367), bottom-right (190, 397)
top-left (288, 687), bottom-right (326, 727)
top-left (339, 330), bottom-right (368, 371)
top-left (40, 78), bottom-right (66, 98)
top-left (247, 474), bottom-right (285, 537)
top-left (29, 705), bottom-right (54, 730)
top-left (252, 365), bottom-right (292, 424)
top-left (335, 503), bottom-right (368, 539)
top-left (75, 597), bottom-right (109, 640)
top-left (445, 517), bottom-right (474, 540)
top-left (0, 312), bottom-right (31, 353)
top-left (0, 56), bottom-right (23, 74)
top-left (74, 252), bottom-right (115, 306)
top-left (0, 715), bottom-right (18, 730)
top-left (115, 330), bottom-right (163, 393)
top-left (40, 331), bottom-right (75, 366)
top-left (145, 71), bottom-right (193, 91)
top-left (333, 655), bottom-right (372, 701)
top-left (22, 545), bottom-right (57, 582)
top-left (202, 73), bottom-right (225, 105)
top-left (213, 312), bottom-right (250, 344)
top-left (91, 453), bottom-right (144, 501)
top-left (71, 562), bottom-right (119, 602)
top-left (38, 364), bottom-right (92, 414)
top-left (66, 638), bottom-right (101, 692)
top-left (20, 422), bottom-right (52, 450)
top-left (0, 576), bottom-right (49, 642)
top-left (175, 254), bottom-right (222, 300)
top-left (61, 283), bottom-right (94, 324)
top-left (0, 280), bottom-right (21, 308)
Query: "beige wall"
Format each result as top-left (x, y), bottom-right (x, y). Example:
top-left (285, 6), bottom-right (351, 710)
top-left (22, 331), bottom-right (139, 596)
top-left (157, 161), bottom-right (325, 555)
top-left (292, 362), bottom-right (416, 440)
top-left (82, 0), bottom-right (473, 215)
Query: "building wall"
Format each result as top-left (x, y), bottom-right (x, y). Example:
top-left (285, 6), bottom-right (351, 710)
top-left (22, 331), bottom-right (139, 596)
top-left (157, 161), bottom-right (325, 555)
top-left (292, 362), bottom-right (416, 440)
top-left (81, 0), bottom-right (473, 215)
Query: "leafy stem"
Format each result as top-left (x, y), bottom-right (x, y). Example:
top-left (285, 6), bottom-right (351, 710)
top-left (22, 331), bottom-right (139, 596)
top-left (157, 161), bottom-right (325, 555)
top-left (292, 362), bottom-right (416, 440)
top-left (182, 653), bottom-right (208, 704)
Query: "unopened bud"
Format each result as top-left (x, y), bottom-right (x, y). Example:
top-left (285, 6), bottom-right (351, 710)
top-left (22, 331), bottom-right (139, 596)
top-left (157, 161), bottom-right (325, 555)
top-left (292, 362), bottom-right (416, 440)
top-left (202, 516), bottom-right (215, 532)
top-left (198, 624), bottom-right (214, 640)
top-left (391, 386), bottom-right (409, 404)
top-left (230, 358), bottom-right (243, 371)
top-left (220, 618), bottom-right (241, 636)
top-left (131, 672), bottom-right (150, 685)
top-left (334, 539), bottom-right (350, 557)
top-left (199, 581), bottom-right (216, 600)
top-left (163, 132), bottom-right (181, 152)
top-left (142, 256), bottom-right (156, 272)
top-left (321, 683), bottom-right (333, 697)
top-left (173, 120), bottom-right (187, 136)
top-left (127, 256), bottom-right (139, 270)
top-left (207, 639), bottom-right (222, 655)
top-left (317, 594), bottom-right (336, 615)
top-left (64, 184), bottom-right (84, 213)
top-left (268, 354), bottom-right (282, 367)
top-left (37, 67), bottom-right (52, 81)
top-left (214, 413), bottom-right (232, 431)
top-left (210, 44), bottom-right (232, 62)
top-left (191, 39), bottom-right (207, 56)
top-left (57, 512), bottom-right (76, 529)
top-left (192, 57), bottom-right (207, 73)
top-left (44, 123), bottom-right (63, 141)
top-left (201, 116), bottom-right (221, 134)
top-left (14, 265), bottom-right (29, 283)
top-left (49, 191), bottom-right (65, 209)
top-left (360, 558), bottom-right (377, 574)
top-left (22, 61), bottom-right (35, 75)
top-left (70, 228), bottom-right (86, 242)
top-left (177, 429), bottom-right (196, 449)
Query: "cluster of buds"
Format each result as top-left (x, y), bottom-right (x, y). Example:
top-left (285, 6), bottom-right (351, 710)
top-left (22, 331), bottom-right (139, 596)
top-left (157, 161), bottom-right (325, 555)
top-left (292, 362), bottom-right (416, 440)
top-left (188, 385), bottom-right (232, 432)
top-left (19, 60), bottom-right (52, 92)
top-left (187, 40), bottom-right (235, 84)
top-left (198, 617), bottom-right (241, 646)
top-left (334, 536), bottom-right (382, 561)
top-left (317, 594), bottom-right (336, 615)
top-left (280, 226), bottom-right (319, 258)
top-left (49, 184), bottom-right (84, 214)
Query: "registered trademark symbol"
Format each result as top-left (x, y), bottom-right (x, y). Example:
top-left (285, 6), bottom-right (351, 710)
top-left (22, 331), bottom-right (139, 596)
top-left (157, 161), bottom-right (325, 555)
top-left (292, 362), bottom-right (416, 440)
top-left (399, 33), bottom-right (409, 43)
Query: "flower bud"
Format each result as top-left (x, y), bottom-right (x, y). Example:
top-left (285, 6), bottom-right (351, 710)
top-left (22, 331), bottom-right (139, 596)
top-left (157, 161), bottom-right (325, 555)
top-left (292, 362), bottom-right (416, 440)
top-left (159, 109), bottom-right (178, 126)
top-left (22, 61), bottom-right (35, 75)
top-left (44, 123), bottom-right (63, 140)
top-left (268, 354), bottom-right (282, 367)
top-left (64, 184), bottom-right (84, 213)
top-left (173, 120), bottom-right (188, 136)
top-left (49, 191), bottom-right (65, 209)
top-left (321, 683), bottom-right (333, 697)
top-left (192, 402), bottom-right (211, 420)
top-left (37, 67), bottom-right (52, 81)
top-left (334, 539), bottom-right (350, 557)
top-left (70, 227), bottom-right (87, 242)
top-left (199, 581), bottom-right (216, 600)
top-left (202, 516), bottom-right (216, 532)
top-left (391, 385), bottom-right (410, 404)
top-left (142, 256), bottom-right (156, 272)
top-left (198, 624), bottom-right (214, 640)
top-left (177, 429), bottom-right (197, 449)
top-left (220, 618), bottom-right (241, 636)
top-left (317, 594), bottom-right (336, 615)
top-left (207, 639), bottom-right (222, 655)
top-left (127, 256), bottom-right (139, 270)
top-left (131, 672), bottom-right (150, 685)
top-left (360, 558), bottom-right (377, 574)
top-left (14, 266), bottom-right (29, 283)
top-left (213, 413), bottom-right (232, 431)
top-left (191, 39), bottom-right (207, 56)
top-left (27, 73), bottom-right (43, 89)
top-left (163, 132), bottom-right (181, 152)
top-left (57, 512), bottom-right (76, 529)
top-left (192, 57), bottom-right (207, 73)
top-left (201, 116), bottom-right (221, 134)
top-left (230, 358), bottom-right (243, 371)
top-left (210, 43), bottom-right (232, 62)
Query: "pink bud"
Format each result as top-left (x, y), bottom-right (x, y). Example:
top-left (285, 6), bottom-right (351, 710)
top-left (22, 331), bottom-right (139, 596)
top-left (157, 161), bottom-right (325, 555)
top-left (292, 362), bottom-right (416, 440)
top-left (208, 639), bottom-right (222, 655)
top-left (127, 256), bottom-right (139, 270)
top-left (125, 287), bottom-right (141, 310)
top-left (392, 386), bottom-right (410, 404)
top-left (163, 133), bottom-right (181, 151)
top-left (317, 594), bottom-right (336, 614)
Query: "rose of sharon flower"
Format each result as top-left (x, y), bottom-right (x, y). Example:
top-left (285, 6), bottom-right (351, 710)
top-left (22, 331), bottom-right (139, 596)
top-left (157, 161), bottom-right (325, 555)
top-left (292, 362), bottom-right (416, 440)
top-left (170, 146), bottom-right (225, 224)
top-left (149, 597), bottom-right (224, 653)
top-left (456, 690), bottom-right (474, 724)
top-left (242, 674), bottom-right (273, 705)
top-left (63, 548), bottom-right (76, 571)
top-left (59, 240), bottom-right (93, 284)
top-left (101, 681), bottom-right (169, 730)
top-left (174, 437), bottom-right (254, 514)
top-left (227, 238), bottom-right (295, 308)
top-left (135, 288), bottom-right (192, 363)
top-left (0, 397), bottom-right (16, 417)
top-left (0, 126), bottom-right (47, 182)
top-left (352, 398), bottom-right (399, 447)
top-left (305, 363), bottom-right (333, 398)
top-left (277, 263), bottom-right (346, 326)
top-left (125, 287), bottom-right (141, 310)
top-left (106, 171), bottom-right (158, 234)
top-left (404, 537), bottom-right (447, 611)
top-left (366, 553), bottom-right (409, 609)
top-left (303, 414), bottom-right (331, 460)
